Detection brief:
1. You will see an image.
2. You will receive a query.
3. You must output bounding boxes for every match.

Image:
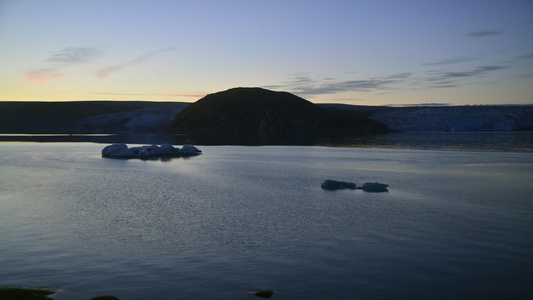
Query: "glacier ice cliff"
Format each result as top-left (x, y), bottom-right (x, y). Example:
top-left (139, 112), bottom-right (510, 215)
top-left (368, 106), bottom-right (533, 132)
top-left (79, 104), bottom-right (187, 132)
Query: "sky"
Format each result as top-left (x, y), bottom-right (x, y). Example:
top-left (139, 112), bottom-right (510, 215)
top-left (1, 0), bottom-right (532, 106)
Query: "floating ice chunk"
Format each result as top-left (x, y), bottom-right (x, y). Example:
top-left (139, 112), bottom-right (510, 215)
top-left (321, 180), bottom-right (357, 190)
top-left (159, 143), bottom-right (179, 155)
top-left (255, 290), bottom-right (274, 298)
top-left (102, 143), bottom-right (201, 159)
top-left (138, 148), bottom-right (150, 159)
top-left (361, 182), bottom-right (389, 192)
top-left (180, 144), bottom-right (202, 155)
top-left (145, 143), bottom-right (178, 156)
top-left (101, 143), bottom-right (136, 158)
top-left (130, 145), bottom-right (157, 155)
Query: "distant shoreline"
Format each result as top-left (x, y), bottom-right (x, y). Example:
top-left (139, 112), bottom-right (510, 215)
top-left (1, 100), bottom-right (531, 134)
top-left (1, 132), bottom-right (531, 153)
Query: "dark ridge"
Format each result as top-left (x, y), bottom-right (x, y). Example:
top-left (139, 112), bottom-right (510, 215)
top-left (170, 87), bottom-right (389, 134)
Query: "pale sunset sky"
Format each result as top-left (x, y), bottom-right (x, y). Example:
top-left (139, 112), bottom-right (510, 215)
top-left (1, 0), bottom-right (532, 105)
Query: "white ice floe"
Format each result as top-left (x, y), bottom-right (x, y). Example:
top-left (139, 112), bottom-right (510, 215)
top-left (101, 143), bottom-right (137, 158)
top-left (180, 144), bottom-right (202, 154)
top-left (102, 143), bottom-right (201, 159)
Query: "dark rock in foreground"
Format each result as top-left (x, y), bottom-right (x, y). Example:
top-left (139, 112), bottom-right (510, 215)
top-left (255, 290), bottom-right (274, 298)
top-left (102, 143), bottom-right (201, 159)
top-left (0, 287), bottom-right (56, 300)
top-left (0, 287), bottom-right (122, 300)
top-left (91, 296), bottom-right (121, 300)
top-left (321, 180), bottom-right (357, 190)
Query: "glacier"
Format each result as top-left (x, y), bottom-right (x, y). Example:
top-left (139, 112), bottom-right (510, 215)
top-left (368, 105), bottom-right (533, 132)
top-left (77, 104), bottom-right (188, 132)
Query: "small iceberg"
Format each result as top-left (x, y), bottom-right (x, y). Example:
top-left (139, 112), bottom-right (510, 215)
top-left (254, 290), bottom-right (274, 298)
top-left (321, 180), bottom-right (357, 190)
top-left (321, 180), bottom-right (389, 192)
top-left (102, 143), bottom-right (201, 159)
top-left (361, 182), bottom-right (389, 192)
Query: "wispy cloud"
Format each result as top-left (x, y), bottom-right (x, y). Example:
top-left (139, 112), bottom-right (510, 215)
top-left (91, 92), bottom-right (204, 98)
top-left (468, 31), bottom-right (502, 37)
top-left (96, 47), bottom-right (176, 78)
top-left (268, 64), bottom-right (511, 99)
top-left (386, 73), bottom-right (412, 79)
top-left (421, 76), bottom-right (458, 88)
top-left (430, 84), bottom-right (458, 89)
top-left (46, 47), bottom-right (102, 64)
top-left (23, 46), bottom-right (102, 84)
top-left (441, 65), bottom-right (508, 78)
top-left (23, 68), bottom-right (64, 84)
top-left (424, 56), bottom-right (476, 66)
top-left (517, 52), bottom-right (533, 61)
top-left (422, 65), bottom-right (508, 89)
top-left (23, 46), bottom-right (176, 84)
top-left (268, 73), bottom-right (412, 97)
top-left (297, 81), bottom-right (387, 96)
top-left (387, 103), bottom-right (450, 107)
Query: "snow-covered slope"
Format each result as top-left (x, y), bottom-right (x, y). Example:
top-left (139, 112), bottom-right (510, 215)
top-left (369, 106), bottom-right (533, 132)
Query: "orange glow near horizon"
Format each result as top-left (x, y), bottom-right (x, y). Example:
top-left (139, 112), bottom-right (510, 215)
top-left (23, 70), bottom-right (64, 85)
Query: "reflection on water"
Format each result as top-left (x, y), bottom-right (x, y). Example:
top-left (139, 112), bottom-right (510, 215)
top-left (331, 132), bottom-right (533, 152)
top-left (1, 132), bottom-right (532, 152)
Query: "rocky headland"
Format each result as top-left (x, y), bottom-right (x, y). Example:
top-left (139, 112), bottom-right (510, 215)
top-left (170, 87), bottom-right (389, 135)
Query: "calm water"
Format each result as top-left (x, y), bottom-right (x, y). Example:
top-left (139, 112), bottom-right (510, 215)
top-left (1, 143), bottom-right (532, 299)
top-left (1, 132), bottom-right (532, 152)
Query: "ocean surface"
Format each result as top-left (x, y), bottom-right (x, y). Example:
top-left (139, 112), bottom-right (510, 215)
top-left (1, 140), bottom-right (532, 299)
top-left (1, 132), bottom-right (533, 152)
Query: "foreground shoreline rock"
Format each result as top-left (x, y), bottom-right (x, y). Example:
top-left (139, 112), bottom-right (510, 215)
top-left (0, 287), bottom-right (273, 299)
top-left (0, 287), bottom-right (56, 300)
top-left (102, 143), bottom-right (201, 159)
top-left (254, 289), bottom-right (274, 298)
top-left (0, 287), bottom-right (122, 300)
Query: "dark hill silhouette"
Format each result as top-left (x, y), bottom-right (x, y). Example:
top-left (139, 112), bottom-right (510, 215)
top-left (170, 87), bottom-right (389, 134)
